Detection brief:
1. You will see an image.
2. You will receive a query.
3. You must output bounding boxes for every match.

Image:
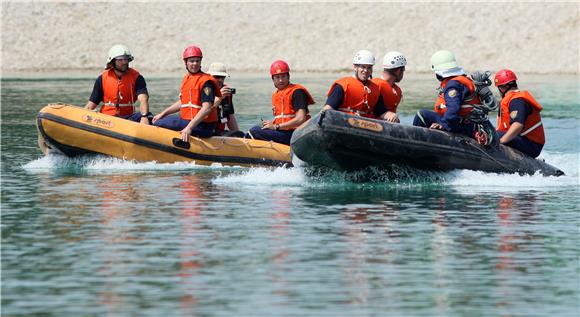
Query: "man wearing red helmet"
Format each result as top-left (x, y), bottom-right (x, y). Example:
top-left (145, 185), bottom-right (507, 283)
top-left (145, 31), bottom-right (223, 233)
top-left (85, 44), bottom-right (151, 124)
top-left (245, 60), bottom-right (315, 145)
top-left (494, 69), bottom-right (545, 157)
top-left (153, 45), bottom-right (221, 141)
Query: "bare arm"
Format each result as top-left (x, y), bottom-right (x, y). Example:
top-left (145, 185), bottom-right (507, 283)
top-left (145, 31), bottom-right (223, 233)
top-left (152, 101), bottom-right (181, 123)
top-left (500, 122), bottom-right (524, 144)
top-left (226, 114), bottom-right (239, 131)
top-left (262, 109), bottom-right (308, 130)
top-left (137, 93), bottom-right (150, 125)
top-left (180, 101), bottom-right (212, 141)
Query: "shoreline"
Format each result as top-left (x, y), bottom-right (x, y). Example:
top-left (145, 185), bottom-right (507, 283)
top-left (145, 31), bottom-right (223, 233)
top-left (2, 69), bottom-right (579, 80)
top-left (2, 2), bottom-right (578, 75)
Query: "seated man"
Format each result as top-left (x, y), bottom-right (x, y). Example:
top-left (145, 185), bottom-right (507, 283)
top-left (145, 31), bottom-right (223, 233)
top-left (245, 60), bottom-right (315, 145)
top-left (85, 44), bottom-right (151, 124)
top-left (494, 69), bottom-right (545, 157)
top-left (152, 45), bottom-right (221, 141)
top-left (371, 51), bottom-right (407, 123)
top-left (413, 50), bottom-right (495, 143)
top-left (322, 50), bottom-right (391, 120)
top-left (207, 62), bottom-right (243, 137)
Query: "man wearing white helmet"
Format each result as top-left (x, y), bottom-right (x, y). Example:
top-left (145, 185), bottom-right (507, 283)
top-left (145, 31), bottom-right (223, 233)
top-left (413, 50), bottom-right (492, 140)
top-left (371, 51), bottom-right (407, 123)
top-left (322, 50), bottom-right (390, 120)
top-left (207, 62), bottom-right (242, 137)
top-left (85, 44), bottom-right (151, 124)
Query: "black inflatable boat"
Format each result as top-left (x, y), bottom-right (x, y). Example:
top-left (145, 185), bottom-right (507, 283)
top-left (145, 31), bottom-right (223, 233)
top-left (290, 110), bottom-right (564, 176)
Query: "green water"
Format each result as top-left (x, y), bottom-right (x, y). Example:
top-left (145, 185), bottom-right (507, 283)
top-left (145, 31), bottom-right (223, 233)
top-left (2, 74), bottom-right (579, 316)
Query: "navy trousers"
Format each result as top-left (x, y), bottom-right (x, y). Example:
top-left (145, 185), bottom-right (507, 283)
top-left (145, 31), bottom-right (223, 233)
top-left (245, 125), bottom-right (294, 145)
top-left (153, 115), bottom-right (216, 138)
top-left (413, 109), bottom-right (477, 138)
top-left (497, 131), bottom-right (543, 158)
top-left (121, 112), bottom-right (145, 123)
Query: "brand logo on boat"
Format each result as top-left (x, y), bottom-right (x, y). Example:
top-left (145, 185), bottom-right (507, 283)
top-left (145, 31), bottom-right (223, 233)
top-left (347, 118), bottom-right (383, 132)
top-left (82, 114), bottom-right (114, 128)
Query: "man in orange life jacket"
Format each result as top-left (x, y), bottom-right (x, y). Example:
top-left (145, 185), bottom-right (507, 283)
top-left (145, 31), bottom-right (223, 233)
top-left (245, 60), bottom-right (315, 145)
top-left (153, 45), bottom-right (221, 141)
top-left (322, 50), bottom-right (391, 120)
top-left (85, 44), bottom-right (151, 124)
top-left (371, 51), bottom-right (407, 123)
top-left (207, 62), bottom-right (243, 137)
top-left (413, 50), bottom-right (491, 138)
top-left (494, 69), bottom-right (545, 157)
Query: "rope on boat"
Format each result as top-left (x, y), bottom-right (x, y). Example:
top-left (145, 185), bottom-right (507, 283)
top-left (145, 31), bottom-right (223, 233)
top-left (461, 139), bottom-right (517, 173)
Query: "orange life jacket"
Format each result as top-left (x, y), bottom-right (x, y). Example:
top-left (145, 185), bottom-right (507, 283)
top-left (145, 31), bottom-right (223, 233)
top-left (372, 77), bottom-right (402, 113)
top-left (434, 75), bottom-right (481, 117)
top-left (271, 83), bottom-right (315, 128)
top-left (497, 90), bottom-right (545, 145)
top-left (100, 68), bottom-right (140, 116)
top-left (329, 77), bottom-right (381, 118)
top-left (179, 72), bottom-right (221, 122)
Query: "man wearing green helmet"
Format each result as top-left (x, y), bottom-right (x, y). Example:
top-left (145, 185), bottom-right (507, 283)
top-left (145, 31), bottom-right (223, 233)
top-left (85, 44), bottom-right (151, 124)
top-left (413, 50), bottom-right (493, 142)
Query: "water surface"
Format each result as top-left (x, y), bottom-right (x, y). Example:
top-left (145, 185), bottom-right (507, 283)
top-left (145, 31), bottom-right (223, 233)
top-left (2, 73), bottom-right (579, 316)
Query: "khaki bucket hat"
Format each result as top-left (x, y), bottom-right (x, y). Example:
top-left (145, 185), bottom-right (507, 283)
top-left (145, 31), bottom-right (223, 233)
top-left (208, 62), bottom-right (229, 77)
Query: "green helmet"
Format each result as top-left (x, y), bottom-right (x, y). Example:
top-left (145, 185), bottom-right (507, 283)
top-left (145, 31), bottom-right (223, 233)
top-left (107, 44), bottom-right (134, 63)
top-left (430, 50), bottom-right (458, 72)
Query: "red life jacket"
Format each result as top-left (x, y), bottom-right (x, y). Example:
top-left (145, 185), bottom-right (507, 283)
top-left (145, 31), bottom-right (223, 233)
top-left (215, 90), bottom-right (233, 133)
top-left (329, 77), bottom-right (381, 118)
top-left (372, 77), bottom-right (402, 113)
top-left (433, 75), bottom-right (481, 117)
top-left (100, 68), bottom-right (140, 116)
top-left (271, 83), bottom-right (315, 128)
top-left (497, 90), bottom-right (545, 145)
top-left (179, 72), bottom-right (221, 122)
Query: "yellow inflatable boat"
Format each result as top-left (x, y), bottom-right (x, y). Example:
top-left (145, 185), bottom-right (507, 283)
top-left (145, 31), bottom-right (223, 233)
top-left (37, 103), bottom-right (292, 167)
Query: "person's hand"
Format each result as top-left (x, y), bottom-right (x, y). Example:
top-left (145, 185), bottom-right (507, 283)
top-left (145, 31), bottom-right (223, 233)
top-left (261, 120), bottom-right (275, 130)
top-left (430, 123), bottom-right (443, 130)
top-left (384, 111), bottom-right (400, 123)
top-left (152, 113), bottom-right (164, 124)
top-left (220, 87), bottom-right (232, 97)
top-left (180, 126), bottom-right (192, 141)
top-left (139, 116), bottom-right (150, 125)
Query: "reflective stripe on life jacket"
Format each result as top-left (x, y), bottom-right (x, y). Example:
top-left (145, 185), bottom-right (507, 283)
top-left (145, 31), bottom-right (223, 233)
top-left (497, 90), bottom-right (545, 145)
top-left (179, 72), bottom-right (221, 122)
top-left (330, 76), bottom-right (380, 118)
top-left (372, 77), bottom-right (402, 113)
top-left (100, 68), bottom-right (140, 116)
top-left (271, 83), bottom-right (315, 127)
top-left (433, 75), bottom-right (481, 117)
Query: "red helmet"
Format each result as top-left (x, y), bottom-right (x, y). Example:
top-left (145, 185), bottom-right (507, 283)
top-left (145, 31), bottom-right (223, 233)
top-left (183, 45), bottom-right (203, 60)
top-left (494, 69), bottom-right (517, 86)
top-left (270, 60), bottom-right (290, 76)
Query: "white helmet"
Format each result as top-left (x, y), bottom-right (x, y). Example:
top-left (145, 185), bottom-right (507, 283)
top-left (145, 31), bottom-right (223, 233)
top-left (107, 44), bottom-right (134, 63)
top-left (208, 62), bottom-right (229, 77)
top-left (353, 50), bottom-right (375, 65)
top-left (382, 51), bottom-right (407, 69)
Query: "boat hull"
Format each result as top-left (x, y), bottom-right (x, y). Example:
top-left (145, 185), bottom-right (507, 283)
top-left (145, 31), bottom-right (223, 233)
top-left (291, 110), bottom-right (563, 176)
top-left (37, 103), bottom-right (292, 167)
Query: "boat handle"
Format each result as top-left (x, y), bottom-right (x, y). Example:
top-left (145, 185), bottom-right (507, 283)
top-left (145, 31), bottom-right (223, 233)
top-left (172, 138), bottom-right (191, 149)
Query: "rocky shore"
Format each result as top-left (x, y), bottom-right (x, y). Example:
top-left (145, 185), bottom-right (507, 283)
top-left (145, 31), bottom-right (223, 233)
top-left (2, 2), bottom-right (578, 74)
